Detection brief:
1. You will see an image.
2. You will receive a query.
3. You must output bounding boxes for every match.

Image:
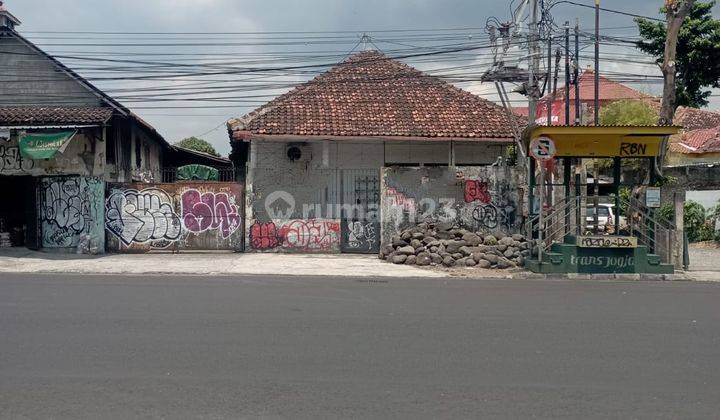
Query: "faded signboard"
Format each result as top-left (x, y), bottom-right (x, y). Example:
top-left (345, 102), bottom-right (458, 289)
top-left (105, 182), bottom-right (244, 252)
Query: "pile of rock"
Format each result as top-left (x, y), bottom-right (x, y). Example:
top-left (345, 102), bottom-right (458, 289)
top-left (380, 222), bottom-right (532, 269)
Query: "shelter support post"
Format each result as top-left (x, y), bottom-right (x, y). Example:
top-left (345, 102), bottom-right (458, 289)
top-left (674, 191), bottom-right (685, 270)
top-left (613, 157), bottom-right (621, 234)
top-left (564, 157), bottom-right (571, 236)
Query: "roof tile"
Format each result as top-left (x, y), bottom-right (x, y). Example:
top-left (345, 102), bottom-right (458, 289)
top-left (229, 51), bottom-right (515, 141)
top-left (0, 106), bottom-right (113, 125)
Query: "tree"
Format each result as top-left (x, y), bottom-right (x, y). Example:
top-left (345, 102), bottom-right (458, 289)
top-left (684, 200), bottom-right (713, 242)
top-left (174, 137), bottom-right (220, 157)
top-left (596, 100), bottom-right (657, 173)
top-left (636, 1), bottom-right (720, 115)
top-left (599, 100), bottom-right (658, 126)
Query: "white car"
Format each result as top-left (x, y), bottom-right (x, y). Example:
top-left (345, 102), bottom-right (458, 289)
top-left (586, 204), bottom-right (625, 232)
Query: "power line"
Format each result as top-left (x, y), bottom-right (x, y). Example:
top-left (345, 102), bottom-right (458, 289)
top-left (552, 0), bottom-right (665, 23)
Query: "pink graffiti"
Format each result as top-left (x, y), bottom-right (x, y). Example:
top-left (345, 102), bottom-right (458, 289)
top-left (279, 220), bottom-right (340, 250)
top-left (464, 180), bottom-right (492, 204)
top-left (181, 189), bottom-right (241, 239)
top-left (385, 187), bottom-right (416, 212)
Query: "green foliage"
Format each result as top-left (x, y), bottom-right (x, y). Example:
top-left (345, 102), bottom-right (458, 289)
top-left (685, 200), bottom-right (712, 242)
top-left (174, 137), bottom-right (220, 157)
top-left (594, 100), bottom-right (658, 173)
top-left (657, 203), bottom-right (676, 224)
top-left (599, 100), bottom-right (658, 126)
top-left (654, 175), bottom-right (678, 188)
top-left (618, 187), bottom-right (632, 214)
top-left (506, 144), bottom-right (518, 166)
top-left (636, 1), bottom-right (720, 108)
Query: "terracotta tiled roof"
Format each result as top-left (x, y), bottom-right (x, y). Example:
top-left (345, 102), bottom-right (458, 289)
top-left (669, 126), bottom-right (720, 154)
top-left (0, 106), bottom-right (113, 125)
top-left (673, 106), bottom-right (720, 131)
top-left (229, 51), bottom-right (515, 141)
top-left (542, 69), bottom-right (655, 103)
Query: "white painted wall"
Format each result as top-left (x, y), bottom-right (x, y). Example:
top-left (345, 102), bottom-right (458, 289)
top-left (253, 140), bottom-right (506, 169)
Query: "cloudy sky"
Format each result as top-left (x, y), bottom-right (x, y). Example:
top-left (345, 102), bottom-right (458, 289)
top-left (6, 0), bottom-right (719, 155)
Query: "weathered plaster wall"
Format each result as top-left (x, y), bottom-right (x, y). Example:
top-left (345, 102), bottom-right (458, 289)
top-left (246, 140), bottom-right (509, 253)
top-left (661, 165), bottom-right (720, 204)
top-left (0, 130), bottom-right (99, 177)
top-left (105, 182), bottom-right (244, 252)
top-left (40, 176), bottom-right (105, 252)
top-left (666, 152), bottom-right (720, 167)
top-left (380, 166), bottom-right (523, 245)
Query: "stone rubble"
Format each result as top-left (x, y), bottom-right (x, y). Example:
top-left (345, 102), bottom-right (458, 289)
top-left (380, 222), bottom-right (533, 270)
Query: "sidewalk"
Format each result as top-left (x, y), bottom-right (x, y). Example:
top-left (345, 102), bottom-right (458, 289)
top-left (0, 249), bottom-right (446, 278)
top-left (0, 249), bottom-right (716, 281)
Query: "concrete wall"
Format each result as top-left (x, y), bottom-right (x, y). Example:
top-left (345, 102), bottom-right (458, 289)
top-left (0, 34), bottom-right (102, 107)
top-left (106, 182), bottom-right (244, 252)
top-left (380, 166), bottom-right (523, 245)
top-left (246, 139), bottom-right (510, 253)
top-left (662, 165), bottom-right (720, 205)
top-left (0, 129), bottom-right (101, 177)
top-left (251, 140), bottom-right (506, 170)
top-left (39, 176), bottom-right (105, 252)
top-left (667, 151), bottom-right (720, 167)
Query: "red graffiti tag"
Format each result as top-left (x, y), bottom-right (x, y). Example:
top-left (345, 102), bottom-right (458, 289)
top-left (279, 220), bottom-right (340, 250)
top-left (464, 180), bottom-right (492, 204)
top-left (249, 220), bottom-right (340, 251)
top-left (181, 190), bottom-right (241, 239)
top-left (249, 221), bottom-right (280, 249)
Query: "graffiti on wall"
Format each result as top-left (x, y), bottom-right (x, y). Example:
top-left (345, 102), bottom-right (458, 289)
top-left (341, 220), bottom-right (380, 253)
top-left (105, 188), bottom-right (182, 247)
top-left (346, 221), bottom-right (377, 249)
top-left (105, 183), bottom-right (244, 251)
top-left (0, 145), bottom-right (34, 174)
top-left (181, 189), bottom-right (241, 239)
top-left (249, 222), bottom-right (280, 250)
top-left (385, 187), bottom-right (416, 213)
top-left (249, 219), bottom-right (341, 251)
top-left (465, 178), bottom-right (517, 230)
top-left (464, 180), bottom-right (492, 204)
top-left (41, 177), bottom-right (103, 248)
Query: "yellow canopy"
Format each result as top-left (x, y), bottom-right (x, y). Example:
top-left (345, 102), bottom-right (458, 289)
top-left (530, 126), bottom-right (680, 158)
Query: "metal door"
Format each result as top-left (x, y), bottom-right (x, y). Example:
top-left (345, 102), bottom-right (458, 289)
top-left (340, 170), bottom-right (381, 254)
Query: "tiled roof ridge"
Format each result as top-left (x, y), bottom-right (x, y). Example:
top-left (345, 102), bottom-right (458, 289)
top-left (229, 49), bottom-right (515, 140)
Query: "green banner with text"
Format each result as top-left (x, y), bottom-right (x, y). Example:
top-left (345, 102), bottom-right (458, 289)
top-left (19, 131), bottom-right (76, 160)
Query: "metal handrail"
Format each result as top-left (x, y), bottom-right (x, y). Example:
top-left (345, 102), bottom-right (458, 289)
top-left (526, 194), bottom-right (679, 265)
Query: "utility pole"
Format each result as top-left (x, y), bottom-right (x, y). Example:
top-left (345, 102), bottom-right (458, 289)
top-left (547, 34), bottom-right (553, 126)
top-left (659, 0), bottom-right (695, 124)
top-left (528, 0), bottom-right (540, 126)
top-left (594, 0), bottom-right (600, 126)
top-left (574, 20), bottom-right (581, 126)
top-left (564, 22), bottom-right (571, 127)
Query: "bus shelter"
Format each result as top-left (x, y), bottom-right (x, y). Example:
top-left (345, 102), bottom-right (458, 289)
top-left (525, 125), bottom-right (680, 274)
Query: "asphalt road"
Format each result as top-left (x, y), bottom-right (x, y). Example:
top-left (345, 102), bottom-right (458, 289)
top-left (1, 274), bottom-right (719, 419)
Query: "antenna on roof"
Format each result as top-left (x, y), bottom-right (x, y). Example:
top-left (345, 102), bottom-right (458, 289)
top-left (361, 33), bottom-right (372, 51)
top-left (0, 0), bottom-right (21, 30)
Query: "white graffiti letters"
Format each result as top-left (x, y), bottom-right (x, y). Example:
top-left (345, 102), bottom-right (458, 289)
top-left (347, 221), bottom-right (377, 249)
top-left (0, 145), bottom-right (34, 173)
top-left (106, 189), bottom-right (182, 246)
top-left (41, 178), bottom-right (101, 248)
